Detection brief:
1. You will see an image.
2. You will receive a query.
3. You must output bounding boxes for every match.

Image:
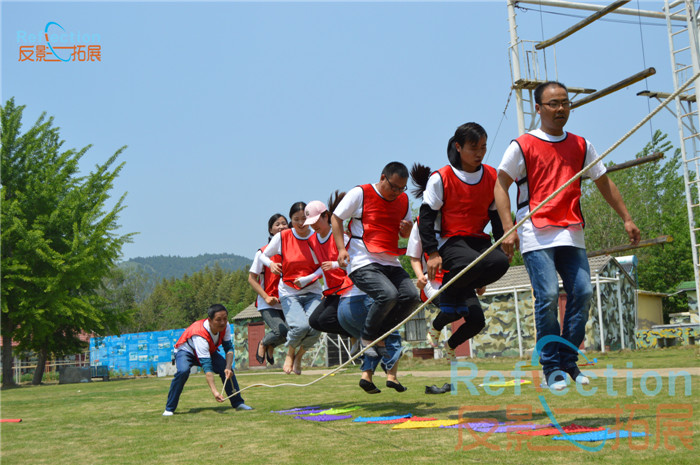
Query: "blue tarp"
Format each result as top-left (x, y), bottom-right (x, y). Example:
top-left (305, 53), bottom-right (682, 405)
top-left (89, 324), bottom-right (235, 375)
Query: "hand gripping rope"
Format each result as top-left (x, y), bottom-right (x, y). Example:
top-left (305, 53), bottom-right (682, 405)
top-left (224, 71), bottom-right (700, 401)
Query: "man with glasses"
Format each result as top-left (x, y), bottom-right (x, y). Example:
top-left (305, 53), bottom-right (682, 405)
top-left (494, 81), bottom-right (640, 391)
top-left (332, 162), bottom-right (420, 373)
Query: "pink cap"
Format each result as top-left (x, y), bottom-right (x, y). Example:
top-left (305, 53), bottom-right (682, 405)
top-left (303, 200), bottom-right (328, 226)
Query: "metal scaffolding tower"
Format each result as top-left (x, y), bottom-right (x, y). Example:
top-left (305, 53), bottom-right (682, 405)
top-left (506, 0), bottom-right (700, 319)
top-left (664, 0), bottom-right (700, 313)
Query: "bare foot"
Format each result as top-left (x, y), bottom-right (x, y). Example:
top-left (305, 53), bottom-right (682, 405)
top-left (292, 348), bottom-right (306, 375)
top-left (283, 353), bottom-right (294, 374)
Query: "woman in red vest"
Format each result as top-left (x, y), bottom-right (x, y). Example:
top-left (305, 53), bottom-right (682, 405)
top-left (248, 213), bottom-right (289, 366)
top-left (262, 202), bottom-right (323, 375)
top-left (416, 123), bottom-right (509, 360)
top-left (306, 193), bottom-right (354, 338)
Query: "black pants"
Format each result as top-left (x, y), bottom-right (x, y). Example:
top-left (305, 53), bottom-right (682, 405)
top-left (438, 236), bottom-right (509, 308)
top-left (309, 295), bottom-right (352, 338)
top-left (432, 306), bottom-right (485, 349)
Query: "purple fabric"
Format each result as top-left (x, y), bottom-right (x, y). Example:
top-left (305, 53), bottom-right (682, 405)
top-left (441, 422), bottom-right (551, 432)
top-left (353, 414), bottom-right (412, 423)
top-left (296, 414), bottom-right (353, 422)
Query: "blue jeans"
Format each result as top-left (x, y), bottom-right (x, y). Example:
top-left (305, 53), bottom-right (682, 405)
top-left (260, 308), bottom-right (288, 348)
top-left (338, 294), bottom-right (404, 372)
top-left (349, 263), bottom-right (420, 341)
top-left (522, 246), bottom-right (592, 377)
top-left (165, 350), bottom-right (244, 412)
top-left (281, 292), bottom-right (322, 349)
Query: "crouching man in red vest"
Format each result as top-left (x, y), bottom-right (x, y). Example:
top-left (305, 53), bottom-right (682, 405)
top-left (163, 304), bottom-right (252, 416)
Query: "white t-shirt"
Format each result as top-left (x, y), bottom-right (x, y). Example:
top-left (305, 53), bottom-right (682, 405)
top-left (333, 184), bottom-right (412, 274)
top-left (405, 222), bottom-right (442, 295)
top-left (263, 228), bottom-right (323, 298)
top-left (422, 164), bottom-right (497, 249)
top-left (497, 129), bottom-right (606, 254)
top-left (175, 319), bottom-right (231, 360)
top-left (250, 249), bottom-right (283, 310)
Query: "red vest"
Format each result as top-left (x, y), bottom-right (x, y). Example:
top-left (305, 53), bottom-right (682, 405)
top-left (280, 228), bottom-right (321, 290)
top-left (515, 132), bottom-right (586, 229)
top-left (254, 245), bottom-right (281, 308)
top-left (308, 232), bottom-right (353, 296)
top-left (175, 319), bottom-right (222, 356)
top-left (436, 164), bottom-right (496, 239)
top-left (355, 184), bottom-right (409, 255)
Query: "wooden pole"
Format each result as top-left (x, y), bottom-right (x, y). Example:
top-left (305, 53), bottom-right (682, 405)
top-left (571, 68), bottom-right (656, 109)
top-left (535, 0), bottom-right (630, 50)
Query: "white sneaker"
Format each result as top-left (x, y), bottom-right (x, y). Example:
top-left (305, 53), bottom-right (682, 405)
top-left (544, 373), bottom-right (568, 391)
top-left (236, 403), bottom-right (253, 411)
top-left (162, 410), bottom-right (174, 416)
top-left (575, 374), bottom-right (590, 385)
top-left (427, 326), bottom-right (441, 348)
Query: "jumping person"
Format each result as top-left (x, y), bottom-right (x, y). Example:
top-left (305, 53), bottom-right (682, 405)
top-left (306, 195), bottom-right (355, 338)
top-left (337, 285), bottom-right (407, 394)
top-left (262, 202), bottom-right (323, 375)
top-left (416, 124), bottom-right (510, 360)
top-left (494, 81), bottom-right (640, 390)
top-left (247, 213), bottom-right (290, 366)
top-left (332, 162), bottom-right (420, 357)
top-left (163, 304), bottom-right (252, 416)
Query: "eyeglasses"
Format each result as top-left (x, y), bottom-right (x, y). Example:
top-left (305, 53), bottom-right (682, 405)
top-left (543, 100), bottom-right (572, 110)
top-left (385, 178), bottom-right (407, 193)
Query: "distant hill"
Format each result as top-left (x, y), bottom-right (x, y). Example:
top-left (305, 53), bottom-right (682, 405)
top-left (120, 253), bottom-right (253, 283)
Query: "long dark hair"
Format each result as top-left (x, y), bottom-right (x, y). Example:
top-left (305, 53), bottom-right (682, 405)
top-left (327, 190), bottom-right (346, 214)
top-left (410, 163), bottom-right (432, 198)
top-left (447, 122), bottom-right (487, 169)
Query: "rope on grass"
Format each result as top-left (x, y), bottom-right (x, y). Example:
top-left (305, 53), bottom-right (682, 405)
top-left (223, 71), bottom-right (700, 401)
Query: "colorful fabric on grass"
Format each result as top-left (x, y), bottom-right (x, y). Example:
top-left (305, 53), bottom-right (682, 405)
top-left (552, 430), bottom-right (648, 442)
top-left (392, 420), bottom-right (460, 430)
top-left (308, 406), bottom-right (361, 416)
top-left (296, 414), bottom-right (353, 422)
top-left (478, 379), bottom-right (532, 388)
top-left (281, 409), bottom-right (325, 415)
top-left (353, 414), bottom-right (412, 423)
top-left (441, 422), bottom-right (550, 432)
top-left (272, 406), bottom-right (321, 413)
top-left (368, 417), bottom-right (437, 425)
top-left (517, 424), bottom-right (605, 436)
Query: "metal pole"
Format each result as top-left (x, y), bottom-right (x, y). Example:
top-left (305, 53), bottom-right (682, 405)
top-left (616, 272), bottom-right (626, 350)
top-left (508, 0), bottom-right (526, 135)
top-left (518, 0), bottom-right (683, 21)
top-left (514, 290), bottom-right (524, 357)
top-left (596, 273), bottom-right (606, 353)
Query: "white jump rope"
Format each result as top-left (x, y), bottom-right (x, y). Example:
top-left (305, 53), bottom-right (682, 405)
top-left (223, 71), bottom-right (700, 401)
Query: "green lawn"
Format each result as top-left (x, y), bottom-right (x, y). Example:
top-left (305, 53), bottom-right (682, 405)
top-left (2, 346), bottom-right (698, 464)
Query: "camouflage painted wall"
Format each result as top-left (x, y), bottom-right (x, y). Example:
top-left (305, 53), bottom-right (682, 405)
top-left (635, 326), bottom-right (699, 348)
top-left (471, 290), bottom-right (535, 358)
top-left (584, 261), bottom-right (637, 352)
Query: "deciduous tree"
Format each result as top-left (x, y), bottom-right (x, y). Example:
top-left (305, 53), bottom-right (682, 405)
top-left (1, 98), bottom-right (133, 386)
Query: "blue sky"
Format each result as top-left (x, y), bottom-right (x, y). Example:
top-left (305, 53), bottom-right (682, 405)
top-left (2, 1), bottom-right (683, 261)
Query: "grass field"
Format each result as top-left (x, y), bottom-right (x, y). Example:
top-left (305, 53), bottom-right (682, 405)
top-left (2, 346), bottom-right (698, 464)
